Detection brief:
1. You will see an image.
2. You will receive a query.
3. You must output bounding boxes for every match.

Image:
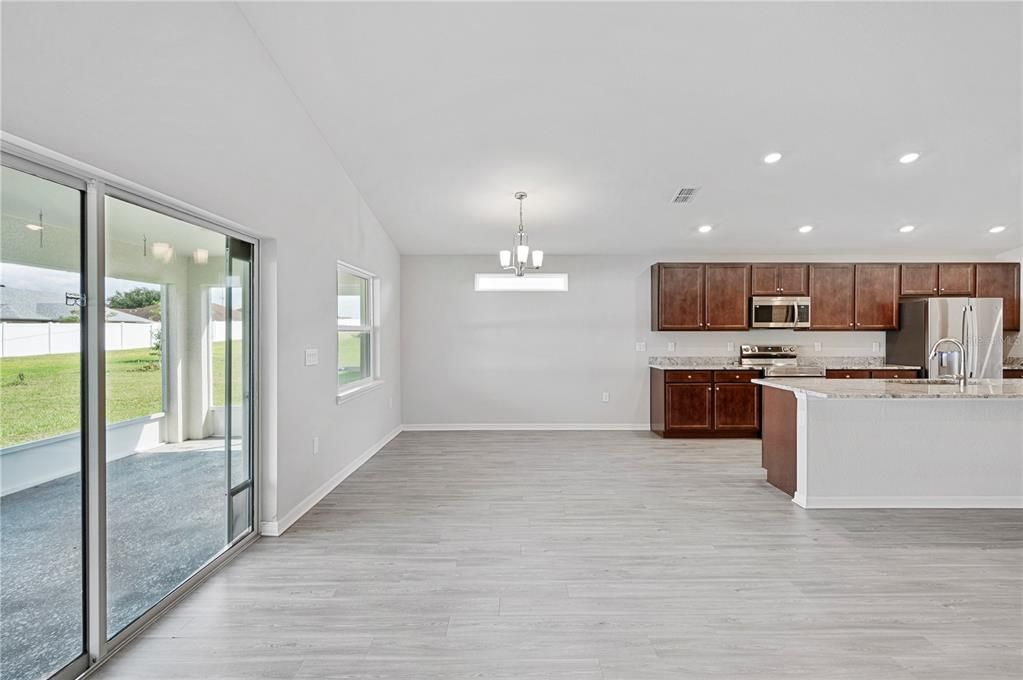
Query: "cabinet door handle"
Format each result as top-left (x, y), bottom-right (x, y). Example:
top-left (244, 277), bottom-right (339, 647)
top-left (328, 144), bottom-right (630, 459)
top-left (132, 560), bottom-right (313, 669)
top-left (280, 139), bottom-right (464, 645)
top-left (715, 387), bottom-right (719, 391)
top-left (707, 387), bottom-right (712, 392)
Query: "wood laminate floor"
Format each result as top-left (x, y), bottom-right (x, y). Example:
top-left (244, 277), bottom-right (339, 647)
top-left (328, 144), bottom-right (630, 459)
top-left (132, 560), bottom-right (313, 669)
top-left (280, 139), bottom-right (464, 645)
top-left (92, 431), bottom-right (1022, 679)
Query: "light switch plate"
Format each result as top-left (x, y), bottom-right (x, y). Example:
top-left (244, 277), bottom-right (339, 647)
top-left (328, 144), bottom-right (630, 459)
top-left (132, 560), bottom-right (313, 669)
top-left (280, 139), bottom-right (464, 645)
top-left (814, 342), bottom-right (822, 352)
top-left (872, 341), bottom-right (880, 353)
top-left (312, 436), bottom-right (319, 455)
top-left (635, 342), bottom-right (646, 352)
top-left (667, 342), bottom-right (676, 352)
top-left (727, 342), bottom-right (734, 352)
top-left (305, 348), bottom-right (319, 366)
top-left (601, 392), bottom-right (610, 403)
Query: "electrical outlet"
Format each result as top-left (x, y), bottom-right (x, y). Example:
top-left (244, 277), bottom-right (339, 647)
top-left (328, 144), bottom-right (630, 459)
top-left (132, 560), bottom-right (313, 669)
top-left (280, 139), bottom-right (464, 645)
top-left (635, 342), bottom-right (646, 352)
top-left (667, 341), bottom-right (676, 352)
top-left (727, 341), bottom-right (734, 352)
top-left (312, 436), bottom-right (319, 455)
top-left (304, 348), bottom-right (319, 366)
top-left (872, 341), bottom-right (880, 353)
top-left (601, 392), bottom-right (610, 403)
top-left (814, 342), bottom-right (822, 352)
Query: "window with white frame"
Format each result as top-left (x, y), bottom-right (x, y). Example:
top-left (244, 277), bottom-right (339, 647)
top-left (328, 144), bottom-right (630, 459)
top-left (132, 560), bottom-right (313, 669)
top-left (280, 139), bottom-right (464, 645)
top-left (337, 262), bottom-right (376, 391)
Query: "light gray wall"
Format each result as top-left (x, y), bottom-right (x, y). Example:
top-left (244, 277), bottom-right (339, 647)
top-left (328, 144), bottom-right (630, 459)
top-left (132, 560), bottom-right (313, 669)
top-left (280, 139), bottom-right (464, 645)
top-left (1, 2), bottom-right (401, 526)
top-left (401, 255), bottom-right (886, 427)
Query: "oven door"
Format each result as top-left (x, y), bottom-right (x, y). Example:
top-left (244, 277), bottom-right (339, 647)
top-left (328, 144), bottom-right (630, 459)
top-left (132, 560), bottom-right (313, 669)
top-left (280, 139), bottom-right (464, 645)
top-left (752, 297), bottom-right (806, 328)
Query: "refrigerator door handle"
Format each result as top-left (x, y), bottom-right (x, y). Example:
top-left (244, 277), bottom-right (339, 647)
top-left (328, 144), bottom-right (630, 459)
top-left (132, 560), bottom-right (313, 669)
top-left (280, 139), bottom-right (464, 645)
top-left (970, 305), bottom-right (980, 377)
top-left (961, 304), bottom-right (969, 377)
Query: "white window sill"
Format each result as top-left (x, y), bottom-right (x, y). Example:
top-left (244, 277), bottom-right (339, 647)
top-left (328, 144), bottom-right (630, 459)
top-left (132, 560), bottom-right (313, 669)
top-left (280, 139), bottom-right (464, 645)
top-left (336, 379), bottom-right (385, 405)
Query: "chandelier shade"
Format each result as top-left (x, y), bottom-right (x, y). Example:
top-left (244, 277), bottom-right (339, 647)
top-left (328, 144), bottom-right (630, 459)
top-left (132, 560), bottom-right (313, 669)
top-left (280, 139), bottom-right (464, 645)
top-left (497, 192), bottom-right (546, 277)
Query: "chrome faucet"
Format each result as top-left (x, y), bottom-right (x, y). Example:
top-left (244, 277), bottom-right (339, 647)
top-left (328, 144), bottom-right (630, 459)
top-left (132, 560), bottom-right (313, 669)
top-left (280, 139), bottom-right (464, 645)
top-left (928, 337), bottom-right (968, 390)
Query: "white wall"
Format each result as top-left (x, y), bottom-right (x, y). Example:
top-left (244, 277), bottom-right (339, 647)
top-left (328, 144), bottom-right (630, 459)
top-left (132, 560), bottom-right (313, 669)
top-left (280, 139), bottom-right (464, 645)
top-left (401, 255), bottom-right (886, 427)
top-left (1, 2), bottom-right (401, 527)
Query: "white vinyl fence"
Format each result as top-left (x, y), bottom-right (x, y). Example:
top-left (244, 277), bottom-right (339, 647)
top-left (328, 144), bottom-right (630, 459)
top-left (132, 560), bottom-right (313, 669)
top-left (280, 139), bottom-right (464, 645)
top-left (210, 320), bottom-right (243, 343)
top-left (0, 321), bottom-right (161, 358)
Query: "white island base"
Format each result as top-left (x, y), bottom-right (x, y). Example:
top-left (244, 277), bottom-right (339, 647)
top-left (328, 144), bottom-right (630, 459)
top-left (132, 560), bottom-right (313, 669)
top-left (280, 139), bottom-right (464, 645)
top-left (755, 379), bottom-right (1023, 509)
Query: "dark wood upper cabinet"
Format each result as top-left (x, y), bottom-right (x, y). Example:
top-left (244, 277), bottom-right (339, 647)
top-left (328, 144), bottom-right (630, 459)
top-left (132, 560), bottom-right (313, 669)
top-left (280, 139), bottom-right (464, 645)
top-left (938, 263), bottom-right (975, 296)
top-left (652, 264), bottom-right (704, 330)
top-left (665, 383), bottom-right (713, 431)
top-left (713, 383), bottom-right (760, 431)
top-left (809, 264), bottom-right (855, 329)
top-left (704, 264), bottom-right (750, 330)
top-left (751, 264), bottom-right (807, 296)
top-left (976, 262), bottom-right (1021, 332)
top-left (900, 263), bottom-right (939, 296)
top-left (854, 264), bottom-right (900, 330)
top-left (778, 265), bottom-right (809, 296)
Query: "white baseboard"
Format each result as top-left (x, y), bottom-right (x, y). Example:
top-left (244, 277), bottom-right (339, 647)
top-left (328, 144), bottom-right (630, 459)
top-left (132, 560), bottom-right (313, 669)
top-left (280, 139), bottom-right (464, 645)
top-left (401, 423), bottom-right (649, 432)
top-left (259, 425), bottom-right (402, 537)
top-left (795, 494), bottom-right (1023, 509)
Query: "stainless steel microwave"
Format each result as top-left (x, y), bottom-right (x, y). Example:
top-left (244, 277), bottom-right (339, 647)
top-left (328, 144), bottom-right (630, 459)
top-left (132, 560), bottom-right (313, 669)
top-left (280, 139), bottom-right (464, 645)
top-left (751, 296), bottom-right (811, 329)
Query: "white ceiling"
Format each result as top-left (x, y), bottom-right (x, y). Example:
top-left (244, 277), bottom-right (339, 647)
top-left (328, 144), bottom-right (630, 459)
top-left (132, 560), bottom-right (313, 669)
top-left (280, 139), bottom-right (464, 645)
top-left (239, 1), bottom-right (1021, 258)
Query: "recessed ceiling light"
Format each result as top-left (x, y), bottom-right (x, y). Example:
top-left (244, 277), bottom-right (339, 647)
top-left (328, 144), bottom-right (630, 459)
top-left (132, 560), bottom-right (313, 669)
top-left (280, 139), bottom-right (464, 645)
top-left (697, 224), bottom-right (713, 233)
top-left (25, 223), bottom-right (43, 231)
top-left (899, 152), bottom-right (920, 164)
top-left (899, 225), bottom-right (916, 233)
top-left (989, 225), bottom-right (1006, 234)
top-left (798, 225), bottom-right (814, 233)
top-left (763, 152), bottom-right (782, 164)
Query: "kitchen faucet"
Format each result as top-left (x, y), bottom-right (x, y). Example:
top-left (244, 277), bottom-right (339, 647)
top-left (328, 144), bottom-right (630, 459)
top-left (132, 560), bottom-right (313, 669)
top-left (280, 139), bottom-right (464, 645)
top-left (928, 337), bottom-right (968, 390)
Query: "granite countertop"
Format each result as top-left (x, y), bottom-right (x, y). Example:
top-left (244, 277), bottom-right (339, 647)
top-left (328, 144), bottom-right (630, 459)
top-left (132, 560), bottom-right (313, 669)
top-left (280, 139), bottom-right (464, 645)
top-left (649, 357), bottom-right (743, 370)
top-left (753, 377), bottom-right (1023, 399)
top-left (649, 356), bottom-right (920, 371)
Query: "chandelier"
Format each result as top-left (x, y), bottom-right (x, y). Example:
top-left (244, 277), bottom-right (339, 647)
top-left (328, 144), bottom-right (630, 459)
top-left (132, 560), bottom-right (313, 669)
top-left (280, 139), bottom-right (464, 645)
top-left (498, 192), bottom-right (544, 276)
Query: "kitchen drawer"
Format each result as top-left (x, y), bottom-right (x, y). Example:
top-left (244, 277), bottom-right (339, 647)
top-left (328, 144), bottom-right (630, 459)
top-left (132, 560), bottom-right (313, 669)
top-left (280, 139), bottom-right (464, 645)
top-left (1004, 369), bottom-right (1023, 379)
top-left (713, 370), bottom-right (760, 383)
top-left (665, 370), bottom-right (714, 383)
top-left (825, 369), bottom-right (872, 379)
top-left (870, 369), bottom-right (918, 379)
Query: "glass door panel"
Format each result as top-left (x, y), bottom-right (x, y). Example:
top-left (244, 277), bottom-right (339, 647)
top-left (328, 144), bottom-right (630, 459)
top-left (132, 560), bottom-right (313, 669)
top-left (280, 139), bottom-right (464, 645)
top-left (0, 165), bottom-right (86, 680)
top-left (104, 196), bottom-right (232, 638)
top-left (226, 239), bottom-right (252, 543)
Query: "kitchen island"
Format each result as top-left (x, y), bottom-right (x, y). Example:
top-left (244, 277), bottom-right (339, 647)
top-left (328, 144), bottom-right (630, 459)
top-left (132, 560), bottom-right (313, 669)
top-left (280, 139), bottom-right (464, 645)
top-left (753, 378), bottom-right (1023, 509)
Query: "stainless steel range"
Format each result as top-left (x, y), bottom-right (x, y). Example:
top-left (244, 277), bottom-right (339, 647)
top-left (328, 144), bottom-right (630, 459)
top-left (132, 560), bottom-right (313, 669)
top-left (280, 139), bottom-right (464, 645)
top-left (739, 345), bottom-right (826, 378)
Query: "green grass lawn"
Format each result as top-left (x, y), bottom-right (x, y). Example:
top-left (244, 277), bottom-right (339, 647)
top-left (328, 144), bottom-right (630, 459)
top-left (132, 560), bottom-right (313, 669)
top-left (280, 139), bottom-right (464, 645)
top-left (337, 331), bottom-right (368, 386)
top-left (1, 347), bottom-right (163, 448)
top-left (0, 340), bottom-right (255, 448)
top-left (211, 340), bottom-right (243, 407)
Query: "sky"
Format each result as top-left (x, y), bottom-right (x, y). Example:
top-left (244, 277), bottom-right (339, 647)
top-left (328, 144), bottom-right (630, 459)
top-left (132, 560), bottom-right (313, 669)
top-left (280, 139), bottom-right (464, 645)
top-left (0, 262), bottom-right (160, 300)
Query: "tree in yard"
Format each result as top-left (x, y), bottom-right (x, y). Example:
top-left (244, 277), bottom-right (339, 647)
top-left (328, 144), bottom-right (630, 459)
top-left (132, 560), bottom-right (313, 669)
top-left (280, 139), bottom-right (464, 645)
top-left (108, 287), bottom-right (160, 309)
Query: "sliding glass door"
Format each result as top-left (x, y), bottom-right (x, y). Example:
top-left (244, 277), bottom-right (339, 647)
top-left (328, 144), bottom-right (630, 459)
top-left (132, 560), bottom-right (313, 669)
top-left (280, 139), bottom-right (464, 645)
top-left (0, 164), bottom-right (88, 680)
top-left (0, 151), bottom-right (257, 680)
top-left (103, 195), bottom-right (255, 638)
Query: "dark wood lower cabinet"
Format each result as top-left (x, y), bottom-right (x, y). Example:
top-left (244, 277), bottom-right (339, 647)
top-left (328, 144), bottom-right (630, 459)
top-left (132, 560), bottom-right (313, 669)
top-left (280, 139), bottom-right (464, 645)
top-left (713, 383), bottom-right (760, 431)
top-left (868, 369), bottom-right (920, 379)
top-left (825, 369), bottom-right (872, 379)
top-left (665, 383), bottom-right (714, 431)
top-left (651, 368), bottom-right (761, 438)
top-left (826, 369), bottom-right (921, 379)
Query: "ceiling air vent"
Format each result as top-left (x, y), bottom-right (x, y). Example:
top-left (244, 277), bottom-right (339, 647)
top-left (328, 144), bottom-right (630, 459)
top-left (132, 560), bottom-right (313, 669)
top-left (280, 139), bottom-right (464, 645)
top-left (671, 186), bottom-right (700, 204)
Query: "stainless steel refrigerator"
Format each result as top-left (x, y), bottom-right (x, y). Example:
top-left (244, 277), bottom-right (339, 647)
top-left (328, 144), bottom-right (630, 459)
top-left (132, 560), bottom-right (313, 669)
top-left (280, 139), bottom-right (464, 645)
top-left (886, 298), bottom-right (1004, 379)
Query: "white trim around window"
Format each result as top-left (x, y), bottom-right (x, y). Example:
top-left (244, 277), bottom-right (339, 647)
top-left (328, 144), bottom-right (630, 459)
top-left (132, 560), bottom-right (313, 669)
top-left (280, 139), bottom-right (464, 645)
top-left (336, 260), bottom-right (382, 403)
